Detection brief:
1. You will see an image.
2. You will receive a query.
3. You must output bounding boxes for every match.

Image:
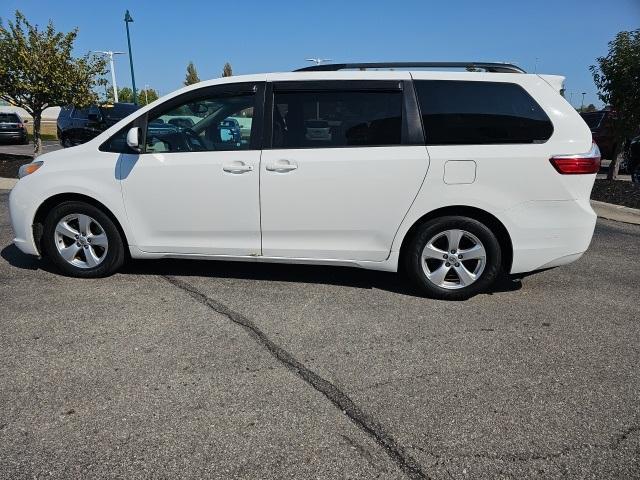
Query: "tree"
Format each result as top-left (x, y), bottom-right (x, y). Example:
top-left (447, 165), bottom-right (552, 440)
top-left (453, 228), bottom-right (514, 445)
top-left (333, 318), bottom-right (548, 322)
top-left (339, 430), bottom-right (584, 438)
top-left (184, 61), bottom-right (200, 86)
top-left (107, 86), bottom-right (158, 106)
top-left (590, 29), bottom-right (640, 179)
top-left (0, 11), bottom-right (106, 155)
top-left (222, 62), bottom-right (233, 77)
top-left (138, 87), bottom-right (159, 106)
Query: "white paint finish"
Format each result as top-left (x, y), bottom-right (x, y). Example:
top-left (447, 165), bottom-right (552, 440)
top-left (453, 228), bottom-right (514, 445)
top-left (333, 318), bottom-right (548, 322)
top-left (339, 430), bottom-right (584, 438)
top-left (9, 69), bottom-right (598, 279)
top-left (444, 160), bottom-right (476, 184)
top-left (260, 146), bottom-right (429, 261)
top-left (120, 150), bottom-right (261, 255)
top-left (9, 146), bottom-right (132, 255)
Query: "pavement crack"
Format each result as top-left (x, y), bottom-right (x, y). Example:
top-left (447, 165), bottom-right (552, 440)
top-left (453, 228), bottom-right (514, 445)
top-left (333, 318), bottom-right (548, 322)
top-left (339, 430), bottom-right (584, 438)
top-left (162, 275), bottom-right (429, 480)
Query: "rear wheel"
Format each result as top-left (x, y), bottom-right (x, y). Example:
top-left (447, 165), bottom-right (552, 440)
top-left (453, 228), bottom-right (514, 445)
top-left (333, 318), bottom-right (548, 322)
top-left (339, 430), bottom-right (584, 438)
top-left (404, 216), bottom-right (502, 300)
top-left (42, 201), bottom-right (125, 277)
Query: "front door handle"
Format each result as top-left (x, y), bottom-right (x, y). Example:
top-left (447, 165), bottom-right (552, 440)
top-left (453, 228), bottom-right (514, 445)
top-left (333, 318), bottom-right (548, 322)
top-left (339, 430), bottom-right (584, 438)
top-left (223, 162), bottom-right (253, 174)
top-left (265, 160), bottom-right (298, 173)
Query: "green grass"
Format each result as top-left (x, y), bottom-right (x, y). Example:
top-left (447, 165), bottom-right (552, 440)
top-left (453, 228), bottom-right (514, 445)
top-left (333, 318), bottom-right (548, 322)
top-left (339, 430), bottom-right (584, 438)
top-left (25, 121), bottom-right (58, 141)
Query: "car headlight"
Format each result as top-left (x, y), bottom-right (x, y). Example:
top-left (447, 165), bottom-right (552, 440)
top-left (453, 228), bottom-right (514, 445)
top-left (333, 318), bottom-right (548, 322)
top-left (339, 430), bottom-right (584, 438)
top-left (18, 161), bottom-right (43, 179)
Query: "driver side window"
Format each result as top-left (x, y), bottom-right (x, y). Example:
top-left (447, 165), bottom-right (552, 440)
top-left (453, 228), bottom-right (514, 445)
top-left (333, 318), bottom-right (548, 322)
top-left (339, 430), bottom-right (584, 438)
top-left (145, 90), bottom-right (256, 153)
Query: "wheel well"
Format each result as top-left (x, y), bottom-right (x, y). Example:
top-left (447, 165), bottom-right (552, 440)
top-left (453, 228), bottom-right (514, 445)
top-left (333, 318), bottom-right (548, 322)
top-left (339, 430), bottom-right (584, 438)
top-left (32, 193), bottom-right (129, 256)
top-left (398, 206), bottom-right (513, 272)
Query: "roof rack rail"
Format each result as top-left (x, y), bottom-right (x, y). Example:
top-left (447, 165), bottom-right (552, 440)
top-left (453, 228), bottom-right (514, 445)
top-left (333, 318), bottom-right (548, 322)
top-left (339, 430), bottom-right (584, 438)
top-left (295, 62), bottom-right (526, 74)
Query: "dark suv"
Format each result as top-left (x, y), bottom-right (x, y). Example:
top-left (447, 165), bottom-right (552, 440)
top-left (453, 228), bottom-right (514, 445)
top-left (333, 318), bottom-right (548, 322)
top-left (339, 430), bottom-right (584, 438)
top-left (57, 103), bottom-right (139, 147)
top-left (580, 110), bottom-right (617, 160)
top-left (0, 112), bottom-right (28, 144)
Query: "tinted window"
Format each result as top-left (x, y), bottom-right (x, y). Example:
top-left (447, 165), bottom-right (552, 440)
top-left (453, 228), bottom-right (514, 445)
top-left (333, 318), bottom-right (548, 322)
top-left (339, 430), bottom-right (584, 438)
top-left (145, 92), bottom-right (256, 153)
top-left (99, 123), bottom-right (137, 154)
top-left (102, 103), bottom-right (139, 121)
top-left (272, 90), bottom-right (402, 149)
top-left (414, 80), bottom-right (553, 145)
top-left (0, 113), bottom-right (20, 123)
top-left (73, 108), bottom-right (89, 120)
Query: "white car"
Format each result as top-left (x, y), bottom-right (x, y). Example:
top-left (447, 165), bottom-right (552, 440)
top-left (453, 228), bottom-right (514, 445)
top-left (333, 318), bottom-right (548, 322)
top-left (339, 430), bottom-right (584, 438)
top-left (9, 62), bottom-right (600, 300)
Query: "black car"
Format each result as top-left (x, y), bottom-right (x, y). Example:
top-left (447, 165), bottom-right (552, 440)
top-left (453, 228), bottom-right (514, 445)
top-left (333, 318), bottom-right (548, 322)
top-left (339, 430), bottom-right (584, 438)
top-left (626, 136), bottom-right (640, 183)
top-left (0, 112), bottom-right (29, 144)
top-left (57, 103), bottom-right (139, 147)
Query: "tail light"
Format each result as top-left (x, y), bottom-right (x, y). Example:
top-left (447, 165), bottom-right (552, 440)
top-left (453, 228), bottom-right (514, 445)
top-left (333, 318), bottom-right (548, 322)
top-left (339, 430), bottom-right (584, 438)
top-left (550, 143), bottom-right (601, 174)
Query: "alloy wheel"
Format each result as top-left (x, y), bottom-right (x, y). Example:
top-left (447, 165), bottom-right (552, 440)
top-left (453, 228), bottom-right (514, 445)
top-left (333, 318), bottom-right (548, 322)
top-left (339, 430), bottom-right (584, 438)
top-left (54, 213), bottom-right (109, 268)
top-left (420, 229), bottom-right (486, 289)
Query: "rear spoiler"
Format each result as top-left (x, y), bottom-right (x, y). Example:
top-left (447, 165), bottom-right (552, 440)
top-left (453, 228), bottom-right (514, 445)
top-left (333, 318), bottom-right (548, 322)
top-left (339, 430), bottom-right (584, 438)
top-left (537, 74), bottom-right (566, 94)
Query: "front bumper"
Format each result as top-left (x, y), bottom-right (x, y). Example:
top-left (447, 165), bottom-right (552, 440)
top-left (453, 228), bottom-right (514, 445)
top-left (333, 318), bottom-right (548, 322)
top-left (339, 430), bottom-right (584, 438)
top-left (9, 180), bottom-right (40, 256)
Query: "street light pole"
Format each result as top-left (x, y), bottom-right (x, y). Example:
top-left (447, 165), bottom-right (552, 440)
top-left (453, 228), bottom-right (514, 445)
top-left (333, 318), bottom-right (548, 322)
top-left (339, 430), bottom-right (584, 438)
top-left (124, 10), bottom-right (137, 104)
top-left (144, 84), bottom-right (149, 105)
top-left (581, 92), bottom-right (586, 112)
top-left (94, 51), bottom-right (125, 102)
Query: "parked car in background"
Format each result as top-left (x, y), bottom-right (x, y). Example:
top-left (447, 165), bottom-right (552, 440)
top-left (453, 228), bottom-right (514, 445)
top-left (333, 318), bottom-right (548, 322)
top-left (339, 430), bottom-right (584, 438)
top-left (10, 61), bottom-right (600, 300)
top-left (0, 112), bottom-right (29, 144)
top-left (57, 103), bottom-right (139, 147)
top-left (219, 118), bottom-right (242, 145)
top-left (627, 135), bottom-right (640, 183)
top-left (580, 110), bottom-right (617, 160)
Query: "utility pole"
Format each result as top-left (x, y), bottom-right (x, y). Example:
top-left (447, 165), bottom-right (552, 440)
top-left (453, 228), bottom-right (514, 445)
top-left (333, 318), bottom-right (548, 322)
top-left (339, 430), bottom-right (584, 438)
top-left (124, 10), bottom-right (137, 104)
top-left (94, 51), bottom-right (125, 102)
top-left (144, 84), bottom-right (149, 105)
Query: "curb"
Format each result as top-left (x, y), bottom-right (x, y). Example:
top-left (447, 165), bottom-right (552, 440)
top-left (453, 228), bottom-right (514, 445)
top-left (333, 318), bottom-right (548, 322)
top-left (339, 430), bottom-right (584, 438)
top-left (1, 176), bottom-right (639, 226)
top-left (0, 177), bottom-right (17, 190)
top-left (590, 200), bottom-right (640, 225)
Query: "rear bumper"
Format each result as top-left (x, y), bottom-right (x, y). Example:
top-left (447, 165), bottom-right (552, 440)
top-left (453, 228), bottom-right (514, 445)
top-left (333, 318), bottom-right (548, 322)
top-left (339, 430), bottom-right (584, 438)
top-left (505, 199), bottom-right (597, 274)
top-left (0, 131), bottom-right (27, 141)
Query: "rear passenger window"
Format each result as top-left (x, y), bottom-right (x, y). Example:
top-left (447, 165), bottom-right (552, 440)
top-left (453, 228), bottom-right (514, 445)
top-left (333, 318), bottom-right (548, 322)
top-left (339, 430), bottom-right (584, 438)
top-left (272, 90), bottom-right (402, 149)
top-left (414, 80), bottom-right (553, 145)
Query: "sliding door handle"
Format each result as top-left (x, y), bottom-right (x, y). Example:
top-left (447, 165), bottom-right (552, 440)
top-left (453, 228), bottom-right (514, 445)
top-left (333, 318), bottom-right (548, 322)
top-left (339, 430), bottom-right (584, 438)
top-left (223, 162), bottom-right (253, 174)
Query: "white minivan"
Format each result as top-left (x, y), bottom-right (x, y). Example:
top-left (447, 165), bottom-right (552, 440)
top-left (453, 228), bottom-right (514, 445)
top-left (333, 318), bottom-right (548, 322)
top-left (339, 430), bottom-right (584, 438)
top-left (9, 62), bottom-right (600, 299)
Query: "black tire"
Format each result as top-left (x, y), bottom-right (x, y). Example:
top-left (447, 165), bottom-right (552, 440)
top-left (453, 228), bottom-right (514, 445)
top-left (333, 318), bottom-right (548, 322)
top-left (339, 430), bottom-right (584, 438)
top-left (632, 165), bottom-right (640, 184)
top-left (42, 201), bottom-right (125, 278)
top-left (404, 216), bottom-right (502, 300)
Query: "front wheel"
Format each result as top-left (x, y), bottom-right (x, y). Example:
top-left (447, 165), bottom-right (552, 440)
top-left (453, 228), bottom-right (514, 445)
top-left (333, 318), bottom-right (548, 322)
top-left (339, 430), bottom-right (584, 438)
top-left (42, 201), bottom-right (125, 277)
top-left (404, 216), bottom-right (502, 300)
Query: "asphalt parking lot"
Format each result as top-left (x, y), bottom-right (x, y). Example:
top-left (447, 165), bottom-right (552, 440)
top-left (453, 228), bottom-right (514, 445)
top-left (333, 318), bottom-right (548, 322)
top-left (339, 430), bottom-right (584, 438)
top-left (1, 190), bottom-right (639, 479)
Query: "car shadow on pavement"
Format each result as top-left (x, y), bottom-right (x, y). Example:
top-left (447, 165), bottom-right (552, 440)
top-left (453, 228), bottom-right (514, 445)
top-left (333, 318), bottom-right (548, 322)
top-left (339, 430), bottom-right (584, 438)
top-left (1, 243), bottom-right (523, 299)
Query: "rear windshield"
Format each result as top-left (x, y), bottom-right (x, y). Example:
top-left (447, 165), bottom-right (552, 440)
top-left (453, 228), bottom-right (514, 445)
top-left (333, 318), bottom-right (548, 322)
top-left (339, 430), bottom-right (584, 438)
top-left (101, 103), bottom-right (139, 121)
top-left (580, 112), bottom-right (605, 129)
top-left (0, 113), bottom-right (20, 123)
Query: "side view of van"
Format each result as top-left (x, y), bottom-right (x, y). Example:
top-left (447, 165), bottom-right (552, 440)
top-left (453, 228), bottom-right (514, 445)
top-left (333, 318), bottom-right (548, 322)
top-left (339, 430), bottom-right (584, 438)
top-left (10, 62), bottom-right (600, 299)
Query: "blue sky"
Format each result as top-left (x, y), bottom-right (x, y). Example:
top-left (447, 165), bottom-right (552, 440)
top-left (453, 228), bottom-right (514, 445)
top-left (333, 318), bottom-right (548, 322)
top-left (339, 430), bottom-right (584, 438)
top-left (2, 0), bottom-right (638, 107)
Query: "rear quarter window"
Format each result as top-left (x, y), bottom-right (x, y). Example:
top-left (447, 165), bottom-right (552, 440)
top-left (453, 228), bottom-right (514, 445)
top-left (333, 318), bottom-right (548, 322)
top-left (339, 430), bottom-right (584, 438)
top-left (414, 80), bottom-right (553, 145)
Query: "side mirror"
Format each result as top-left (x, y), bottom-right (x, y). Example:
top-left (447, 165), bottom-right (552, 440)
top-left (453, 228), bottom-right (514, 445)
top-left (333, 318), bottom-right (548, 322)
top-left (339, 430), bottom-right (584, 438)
top-left (126, 127), bottom-right (142, 152)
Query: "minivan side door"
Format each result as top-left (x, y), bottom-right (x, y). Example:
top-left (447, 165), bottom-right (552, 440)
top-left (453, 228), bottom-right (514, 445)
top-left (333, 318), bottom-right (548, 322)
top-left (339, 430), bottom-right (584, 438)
top-left (117, 81), bottom-right (265, 255)
top-left (259, 78), bottom-right (429, 262)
